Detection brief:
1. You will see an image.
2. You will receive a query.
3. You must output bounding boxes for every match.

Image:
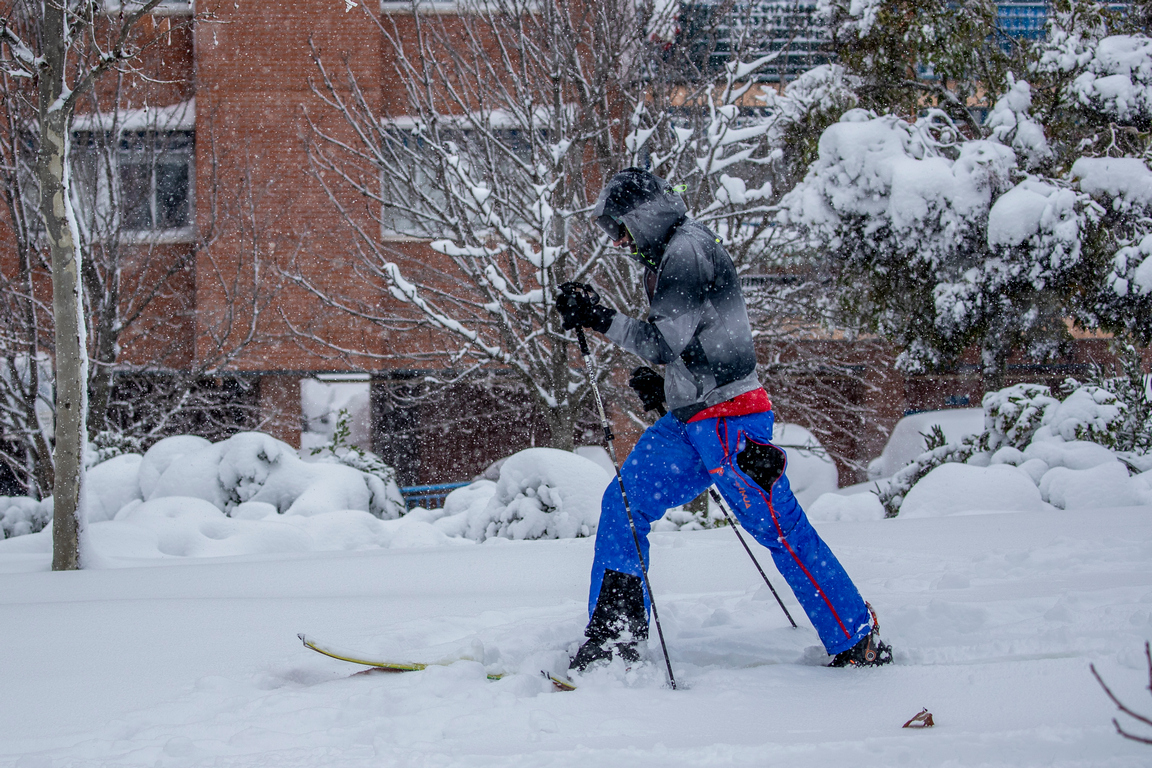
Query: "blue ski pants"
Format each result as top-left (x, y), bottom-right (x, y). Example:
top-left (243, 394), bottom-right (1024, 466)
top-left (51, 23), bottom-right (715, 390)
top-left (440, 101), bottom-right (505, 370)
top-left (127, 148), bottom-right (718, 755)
top-left (589, 410), bottom-right (872, 655)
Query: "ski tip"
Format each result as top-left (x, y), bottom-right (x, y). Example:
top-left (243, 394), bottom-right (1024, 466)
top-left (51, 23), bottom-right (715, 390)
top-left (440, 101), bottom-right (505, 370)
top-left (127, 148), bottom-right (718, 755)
top-left (542, 670), bottom-right (577, 692)
top-left (297, 633), bottom-right (308, 646)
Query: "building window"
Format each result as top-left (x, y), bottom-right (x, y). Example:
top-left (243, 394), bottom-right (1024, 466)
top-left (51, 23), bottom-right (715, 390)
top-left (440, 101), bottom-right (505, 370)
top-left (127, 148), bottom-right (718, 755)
top-left (118, 130), bottom-right (194, 231)
top-left (996, 3), bottom-right (1047, 40)
top-left (379, 127), bottom-right (533, 239)
top-left (677, 1), bottom-right (831, 82)
top-left (104, 1), bottom-right (194, 16)
top-left (379, 1), bottom-right (460, 15)
top-left (72, 129), bottom-right (195, 236)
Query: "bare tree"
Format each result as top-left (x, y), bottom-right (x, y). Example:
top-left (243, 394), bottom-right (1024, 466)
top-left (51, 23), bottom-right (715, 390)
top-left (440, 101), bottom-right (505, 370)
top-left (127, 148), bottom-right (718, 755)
top-left (296, 0), bottom-right (839, 456)
top-left (1092, 642), bottom-right (1152, 746)
top-left (0, 24), bottom-right (53, 498)
top-left (0, 54), bottom-right (280, 504)
top-left (1, 0), bottom-right (198, 568)
top-left (72, 95), bottom-right (278, 447)
top-left (294, 0), bottom-right (653, 450)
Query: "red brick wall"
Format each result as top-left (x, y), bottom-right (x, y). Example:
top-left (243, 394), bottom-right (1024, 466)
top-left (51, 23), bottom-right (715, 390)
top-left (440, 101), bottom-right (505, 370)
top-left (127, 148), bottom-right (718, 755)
top-left (194, 0), bottom-right (394, 373)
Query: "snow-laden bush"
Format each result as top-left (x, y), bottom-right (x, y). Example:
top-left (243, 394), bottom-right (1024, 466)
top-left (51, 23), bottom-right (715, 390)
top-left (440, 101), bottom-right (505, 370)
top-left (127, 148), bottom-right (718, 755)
top-left (982, 383), bottom-right (1062, 452)
top-left (0, 495), bottom-right (467, 560)
top-left (900, 463), bottom-right (1046, 518)
top-left (1070, 34), bottom-right (1152, 128)
top-left (0, 431), bottom-right (406, 541)
top-left (866, 408), bottom-right (984, 480)
top-left (875, 430), bottom-right (980, 518)
top-left (807, 490), bottom-right (886, 522)
top-left (88, 430), bottom-right (144, 467)
top-left (651, 499), bottom-right (725, 532)
top-left (138, 435), bottom-right (212, 498)
top-left (307, 409), bottom-right (402, 516)
top-left (88, 453), bottom-right (144, 522)
top-left (434, 448), bottom-right (609, 541)
top-left (0, 497), bottom-right (52, 539)
top-left (1038, 385), bottom-right (1125, 445)
top-left (149, 432), bottom-right (404, 520)
top-left (874, 364), bottom-right (1152, 517)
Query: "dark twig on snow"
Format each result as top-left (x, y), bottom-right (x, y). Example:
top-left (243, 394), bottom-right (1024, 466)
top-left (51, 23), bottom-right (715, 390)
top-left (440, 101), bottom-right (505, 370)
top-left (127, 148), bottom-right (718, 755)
top-left (1090, 642), bottom-right (1152, 745)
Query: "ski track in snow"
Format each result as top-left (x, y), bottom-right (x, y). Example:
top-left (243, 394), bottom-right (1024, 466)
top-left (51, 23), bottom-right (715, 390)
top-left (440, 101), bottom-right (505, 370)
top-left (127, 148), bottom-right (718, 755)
top-left (1, 507), bottom-right (1151, 767)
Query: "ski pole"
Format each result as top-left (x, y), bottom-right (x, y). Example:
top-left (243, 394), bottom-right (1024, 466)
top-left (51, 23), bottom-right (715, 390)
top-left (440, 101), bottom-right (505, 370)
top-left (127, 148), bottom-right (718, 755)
top-left (652, 404), bottom-right (797, 629)
top-left (573, 324), bottom-right (677, 690)
top-left (704, 487), bottom-right (797, 628)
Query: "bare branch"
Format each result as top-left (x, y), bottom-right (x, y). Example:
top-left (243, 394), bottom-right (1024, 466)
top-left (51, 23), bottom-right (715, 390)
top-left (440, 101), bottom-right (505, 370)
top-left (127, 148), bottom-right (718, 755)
top-left (1091, 646), bottom-right (1152, 746)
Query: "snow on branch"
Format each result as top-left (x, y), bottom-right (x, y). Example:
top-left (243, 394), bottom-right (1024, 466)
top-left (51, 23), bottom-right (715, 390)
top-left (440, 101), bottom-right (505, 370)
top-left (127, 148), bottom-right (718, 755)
top-left (0, 20), bottom-right (43, 76)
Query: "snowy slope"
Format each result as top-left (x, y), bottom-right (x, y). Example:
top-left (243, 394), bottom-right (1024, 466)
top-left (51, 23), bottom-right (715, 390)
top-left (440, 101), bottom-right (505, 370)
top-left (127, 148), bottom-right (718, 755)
top-left (1, 506), bottom-right (1151, 767)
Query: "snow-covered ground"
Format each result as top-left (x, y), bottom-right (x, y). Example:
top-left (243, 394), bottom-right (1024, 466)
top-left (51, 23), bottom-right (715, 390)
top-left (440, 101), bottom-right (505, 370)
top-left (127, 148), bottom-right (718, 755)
top-left (2, 503), bottom-right (1150, 767)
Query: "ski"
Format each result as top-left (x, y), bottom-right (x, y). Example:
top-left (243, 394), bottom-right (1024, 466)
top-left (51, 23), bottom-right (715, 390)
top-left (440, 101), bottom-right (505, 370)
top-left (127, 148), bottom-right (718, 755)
top-left (298, 633), bottom-right (505, 680)
top-left (543, 671), bottom-right (577, 691)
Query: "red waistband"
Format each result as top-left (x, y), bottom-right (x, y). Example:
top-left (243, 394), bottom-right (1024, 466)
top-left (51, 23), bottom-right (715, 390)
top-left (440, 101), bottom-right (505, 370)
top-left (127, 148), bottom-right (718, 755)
top-left (686, 388), bottom-right (773, 423)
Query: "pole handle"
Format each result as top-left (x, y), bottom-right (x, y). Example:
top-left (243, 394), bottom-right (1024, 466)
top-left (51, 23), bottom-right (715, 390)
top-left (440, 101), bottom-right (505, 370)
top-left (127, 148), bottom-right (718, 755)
top-left (574, 325), bottom-right (591, 356)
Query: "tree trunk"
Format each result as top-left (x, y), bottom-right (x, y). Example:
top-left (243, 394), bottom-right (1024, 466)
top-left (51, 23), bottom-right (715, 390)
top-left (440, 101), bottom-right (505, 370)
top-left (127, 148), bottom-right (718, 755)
top-left (39, 5), bottom-right (89, 571)
top-left (980, 341), bottom-right (1009, 395)
top-left (546, 401), bottom-right (577, 452)
top-left (15, 251), bottom-right (53, 498)
top-left (544, 320), bottom-right (578, 451)
top-left (21, 361), bottom-right (54, 499)
top-left (87, 347), bottom-right (116, 440)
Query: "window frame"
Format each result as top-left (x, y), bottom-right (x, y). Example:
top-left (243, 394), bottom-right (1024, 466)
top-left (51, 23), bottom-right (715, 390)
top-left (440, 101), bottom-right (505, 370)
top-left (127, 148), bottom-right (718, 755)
top-left (379, 0), bottom-right (464, 15)
top-left (116, 128), bottom-right (196, 236)
top-left (377, 122), bottom-right (540, 241)
top-left (102, 1), bottom-right (194, 17)
top-left (70, 127), bottom-right (196, 244)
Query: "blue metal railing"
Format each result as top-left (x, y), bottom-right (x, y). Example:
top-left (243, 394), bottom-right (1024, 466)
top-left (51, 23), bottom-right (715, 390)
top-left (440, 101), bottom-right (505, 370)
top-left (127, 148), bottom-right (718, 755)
top-left (400, 482), bottom-right (471, 510)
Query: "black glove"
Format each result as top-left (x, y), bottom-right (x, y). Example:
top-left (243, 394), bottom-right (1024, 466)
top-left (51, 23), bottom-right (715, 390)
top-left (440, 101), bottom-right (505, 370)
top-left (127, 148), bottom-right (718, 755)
top-left (555, 282), bottom-right (616, 333)
top-left (628, 366), bottom-right (666, 412)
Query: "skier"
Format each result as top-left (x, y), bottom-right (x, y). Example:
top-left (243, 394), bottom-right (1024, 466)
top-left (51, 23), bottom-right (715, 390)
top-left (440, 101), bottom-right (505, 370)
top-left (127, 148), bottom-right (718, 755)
top-left (556, 168), bottom-right (892, 672)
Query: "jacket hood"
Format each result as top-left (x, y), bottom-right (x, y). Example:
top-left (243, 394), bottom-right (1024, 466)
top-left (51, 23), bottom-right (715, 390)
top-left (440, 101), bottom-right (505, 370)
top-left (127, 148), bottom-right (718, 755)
top-left (593, 168), bottom-right (687, 271)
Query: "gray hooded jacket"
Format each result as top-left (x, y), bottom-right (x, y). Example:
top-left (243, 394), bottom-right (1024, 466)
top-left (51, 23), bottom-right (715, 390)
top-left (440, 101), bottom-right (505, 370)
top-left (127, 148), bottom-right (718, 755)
top-left (598, 179), bottom-right (762, 421)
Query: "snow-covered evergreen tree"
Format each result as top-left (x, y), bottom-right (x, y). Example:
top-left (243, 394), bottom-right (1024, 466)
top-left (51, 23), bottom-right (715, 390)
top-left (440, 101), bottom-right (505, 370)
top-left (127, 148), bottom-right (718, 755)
top-left (782, 1), bottom-right (1152, 387)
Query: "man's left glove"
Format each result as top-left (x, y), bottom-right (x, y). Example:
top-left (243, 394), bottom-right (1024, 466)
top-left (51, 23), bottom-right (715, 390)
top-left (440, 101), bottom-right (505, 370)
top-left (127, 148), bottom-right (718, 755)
top-left (628, 366), bottom-right (666, 412)
top-left (555, 282), bottom-right (616, 333)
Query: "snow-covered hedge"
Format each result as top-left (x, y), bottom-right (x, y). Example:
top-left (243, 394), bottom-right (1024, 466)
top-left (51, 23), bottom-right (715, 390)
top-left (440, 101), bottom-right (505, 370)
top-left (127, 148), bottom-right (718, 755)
top-left (872, 371), bottom-right (1152, 518)
top-left (425, 448), bottom-right (610, 542)
top-left (0, 497), bottom-right (52, 539)
top-left (139, 432), bottom-right (405, 520)
top-left (0, 431), bottom-right (406, 541)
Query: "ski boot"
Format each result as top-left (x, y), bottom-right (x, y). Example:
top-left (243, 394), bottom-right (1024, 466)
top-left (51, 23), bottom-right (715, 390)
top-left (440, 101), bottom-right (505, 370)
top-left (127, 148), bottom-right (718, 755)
top-left (570, 569), bottom-right (648, 673)
top-left (829, 602), bottom-right (893, 668)
top-left (569, 638), bottom-right (642, 672)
